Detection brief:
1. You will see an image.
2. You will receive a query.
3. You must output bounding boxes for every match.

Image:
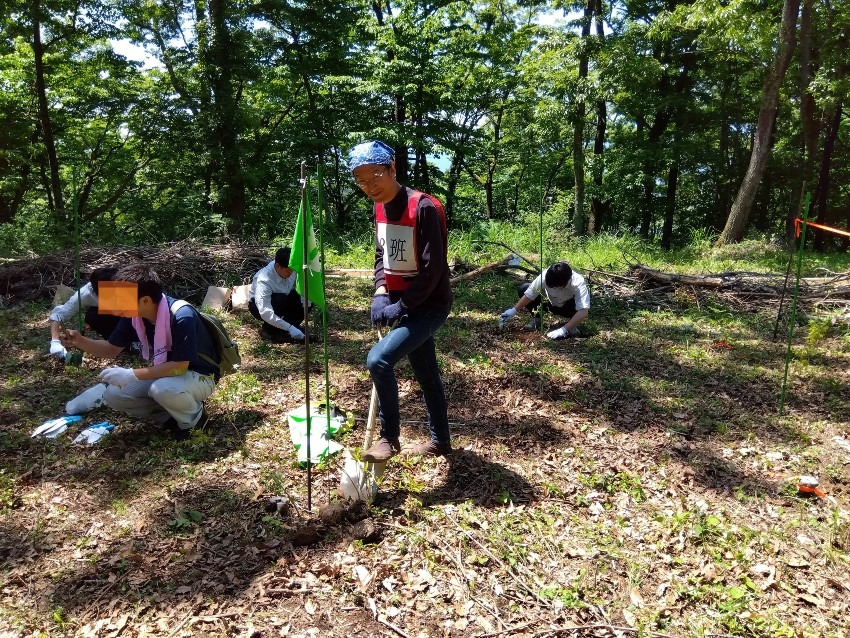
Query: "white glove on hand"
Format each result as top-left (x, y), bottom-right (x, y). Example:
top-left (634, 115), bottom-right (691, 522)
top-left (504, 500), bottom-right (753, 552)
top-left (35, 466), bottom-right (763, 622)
top-left (498, 307), bottom-right (517, 328)
top-left (288, 325), bottom-right (305, 341)
top-left (99, 367), bottom-right (138, 388)
top-left (546, 327), bottom-right (569, 340)
top-left (49, 339), bottom-right (67, 358)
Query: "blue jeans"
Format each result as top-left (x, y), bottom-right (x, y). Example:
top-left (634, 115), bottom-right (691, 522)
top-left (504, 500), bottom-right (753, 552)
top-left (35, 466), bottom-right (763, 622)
top-left (366, 309), bottom-right (450, 445)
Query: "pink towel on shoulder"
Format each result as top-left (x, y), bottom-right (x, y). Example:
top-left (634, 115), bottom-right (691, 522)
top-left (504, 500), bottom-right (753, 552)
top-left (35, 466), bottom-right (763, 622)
top-left (131, 298), bottom-right (173, 364)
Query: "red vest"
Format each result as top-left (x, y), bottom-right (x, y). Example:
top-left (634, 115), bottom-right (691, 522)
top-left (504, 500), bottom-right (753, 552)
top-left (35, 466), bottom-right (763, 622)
top-left (375, 190), bottom-right (447, 292)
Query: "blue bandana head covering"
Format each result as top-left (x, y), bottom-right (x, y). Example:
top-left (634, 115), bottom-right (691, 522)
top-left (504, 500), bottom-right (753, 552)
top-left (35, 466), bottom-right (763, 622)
top-left (347, 140), bottom-right (394, 172)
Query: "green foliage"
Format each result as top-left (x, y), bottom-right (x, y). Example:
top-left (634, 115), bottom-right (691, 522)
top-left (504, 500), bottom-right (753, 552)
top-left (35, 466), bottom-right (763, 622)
top-left (0, 470), bottom-right (16, 511)
top-left (167, 509), bottom-right (203, 532)
top-left (1, 0), bottom-right (850, 254)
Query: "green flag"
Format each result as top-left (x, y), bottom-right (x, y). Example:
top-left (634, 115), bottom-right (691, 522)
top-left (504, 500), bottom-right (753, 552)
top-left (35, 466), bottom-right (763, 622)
top-left (289, 183), bottom-right (325, 309)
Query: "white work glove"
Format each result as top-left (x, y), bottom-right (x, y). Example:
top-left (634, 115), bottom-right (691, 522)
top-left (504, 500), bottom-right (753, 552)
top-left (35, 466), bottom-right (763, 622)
top-left (288, 324), bottom-right (305, 341)
top-left (498, 307), bottom-right (517, 328)
top-left (49, 339), bottom-right (67, 358)
top-left (546, 326), bottom-right (569, 340)
top-left (72, 422), bottom-right (115, 445)
top-left (99, 367), bottom-right (138, 388)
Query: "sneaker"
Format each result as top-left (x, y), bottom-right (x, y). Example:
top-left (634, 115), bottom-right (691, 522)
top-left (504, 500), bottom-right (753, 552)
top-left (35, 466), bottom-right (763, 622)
top-left (407, 440), bottom-right (452, 457)
top-left (363, 437), bottom-right (401, 462)
top-left (525, 316), bottom-right (540, 331)
top-left (568, 327), bottom-right (580, 337)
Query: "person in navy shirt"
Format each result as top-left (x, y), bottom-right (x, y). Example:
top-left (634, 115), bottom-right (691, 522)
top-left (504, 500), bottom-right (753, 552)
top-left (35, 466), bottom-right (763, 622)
top-left (59, 263), bottom-right (219, 438)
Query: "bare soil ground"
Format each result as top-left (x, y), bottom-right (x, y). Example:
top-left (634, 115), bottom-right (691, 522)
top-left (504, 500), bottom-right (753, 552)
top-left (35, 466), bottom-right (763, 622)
top-left (1, 273), bottom-right (849, 638)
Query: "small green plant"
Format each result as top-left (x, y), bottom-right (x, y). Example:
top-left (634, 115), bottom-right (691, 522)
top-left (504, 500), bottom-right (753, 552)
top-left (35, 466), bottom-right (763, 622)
top-left (806, 318), bottom-right (829, 346)
top-left (539, 585), bottom-right (586, 607)
top-left (692, 512), bottom-right (722, 542)
top-left (261, 514), bottom-right (287, 534)
top-left (259, 468), bottom-right (287, 494)
top-left (0, 470), bottom-right (16, 510)
top-left (52, 607), bottom-right (67, 630)
top-left (581, 472), bottom-right (646, 501)
top-left (397, 471), bottom-right (425, 493)
top-left (216, 372), bottom-right (263, 406)
top-left (167, 509), bottom-right (203, 532)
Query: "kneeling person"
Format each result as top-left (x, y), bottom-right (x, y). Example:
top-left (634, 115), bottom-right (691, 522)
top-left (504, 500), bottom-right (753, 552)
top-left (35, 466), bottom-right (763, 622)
top-left (499, 261), bottom-right (590, 339)
top-left (59, 264), bottom-right (219, 438)
top-left (248, 247), bottom-right (307, 343)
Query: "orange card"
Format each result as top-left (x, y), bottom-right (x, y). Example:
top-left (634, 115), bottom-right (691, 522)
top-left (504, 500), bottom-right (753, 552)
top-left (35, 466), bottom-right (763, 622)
top-left (98, 281), bottom-right (138, 316)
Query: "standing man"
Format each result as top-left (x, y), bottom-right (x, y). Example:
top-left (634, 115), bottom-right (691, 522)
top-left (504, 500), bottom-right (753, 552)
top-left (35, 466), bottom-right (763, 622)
top-left (59, 263), bottom-right (219, 439)
top-left (498, 261), bottom-right (590, 339)
top-left (248, 246), bottom-right (307, 343)
top-left (349, 140), bottom-right (453, 461)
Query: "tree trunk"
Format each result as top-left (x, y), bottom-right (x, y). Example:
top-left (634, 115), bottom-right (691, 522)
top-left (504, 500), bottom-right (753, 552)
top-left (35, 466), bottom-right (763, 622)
top-left (796, 0), bottom-right (820, 243)
top-left (445, 153), bottom-right (462, 226)
top-left (484, 180), bottom-right (493, 221)
top-left (511, 165), bottom-right (526, 219)
top-left (370, 1), bottom-right (407, 184)
top-left (0, 129), bottom-right (34, 224)
top-left (209, 0), bottom-right (246, 230)
top-left (572, 0), bottom-right (592, 236)
top-left (394, 103), bottom-right (408, 183)
top-left (587, 0), bottom-right (608, 235)
top-left (32, 0), bottom-right (64, 220)
top-left (811, 102), bottom-right (842, 251)
top-left (717, 0), bottom-right (801, 245)
top-left (588, 98), bottom-right (608, 234)
top-left (716, 79), bottom-right (732, 232)
top-left (661, 157), bottom-right (679, 250)
top-left (414, 145), bottom-right (430, 193)
top-left (482, 103), bottom-right (505, 220)
top-left (640, 167), bottom-right (655, 239)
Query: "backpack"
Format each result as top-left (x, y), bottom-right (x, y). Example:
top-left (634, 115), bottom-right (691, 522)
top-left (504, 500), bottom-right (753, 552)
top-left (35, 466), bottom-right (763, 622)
top-left (170, 300), bottom-right (241, 376)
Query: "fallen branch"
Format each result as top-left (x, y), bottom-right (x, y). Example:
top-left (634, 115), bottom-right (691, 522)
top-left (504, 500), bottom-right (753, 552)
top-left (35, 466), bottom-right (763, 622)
top-left (532, 624), bottom-right (679, 638)
top-left (377, 616), bottom-right (411, 638)
top-left (630, 264), bottom-right (724, 289)
top-left (450, 256), bottom-right (512, 284)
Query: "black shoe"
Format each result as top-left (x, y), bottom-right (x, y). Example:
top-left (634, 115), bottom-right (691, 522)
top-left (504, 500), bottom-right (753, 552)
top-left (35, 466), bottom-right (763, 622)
top-left (195, 408), bottom-right (210, 430)
top-left (260, 324), bottom-right (292, 343)
top-left (163, 417), bottom-right (191, 440)
top-left (162, 409), bottom-right (208, 441)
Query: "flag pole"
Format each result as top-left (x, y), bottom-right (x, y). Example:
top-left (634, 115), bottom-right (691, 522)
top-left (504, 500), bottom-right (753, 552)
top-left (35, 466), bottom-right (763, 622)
top-left (539, 173), bottom-right (544, 332)
top-left (317, 161), bottom-right (332, 465)
top-left (779, 193), bottom-right (810, 417)
top-left (299, 161), bottom-right (312, 511)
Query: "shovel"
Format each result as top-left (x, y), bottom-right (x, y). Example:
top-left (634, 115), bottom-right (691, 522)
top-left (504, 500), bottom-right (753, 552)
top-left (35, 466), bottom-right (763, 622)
top-left (363, 325), bottom-right (388, 480)
top-left (338, 324), bottom-right (394, 503)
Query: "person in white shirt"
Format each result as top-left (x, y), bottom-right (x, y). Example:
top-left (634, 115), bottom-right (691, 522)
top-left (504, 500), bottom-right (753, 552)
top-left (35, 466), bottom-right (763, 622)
top-left (48, 267), bottom-right (119, 358)
top-left (498, 261), bottom-right (590, 339)
top-left (248, 247), bottom-right (307, 343)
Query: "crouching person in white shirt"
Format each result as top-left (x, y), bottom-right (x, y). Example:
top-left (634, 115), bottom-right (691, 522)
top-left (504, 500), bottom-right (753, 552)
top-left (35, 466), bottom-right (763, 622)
top-left (498, 261), bottom-right (590, 339)
top-left (48, 267), bottom-right (119, 358)
top-left (248, 247), bottom-right (308, 344)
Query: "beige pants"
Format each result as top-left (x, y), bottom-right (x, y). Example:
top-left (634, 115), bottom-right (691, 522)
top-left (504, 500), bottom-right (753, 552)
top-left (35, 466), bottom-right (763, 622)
top-left (103, 371), bottom-right (216, 430)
